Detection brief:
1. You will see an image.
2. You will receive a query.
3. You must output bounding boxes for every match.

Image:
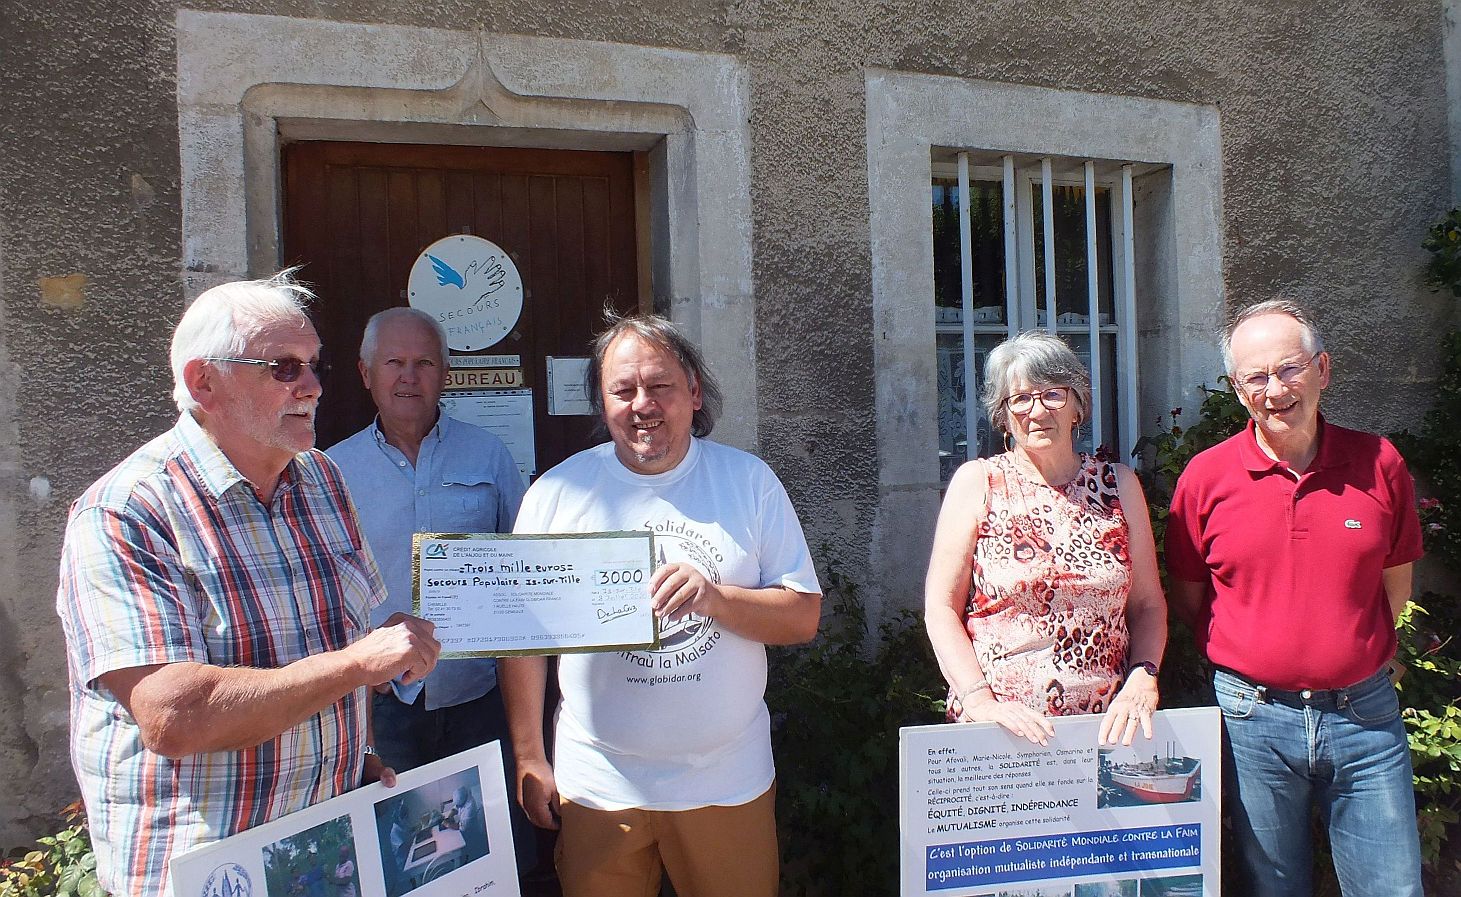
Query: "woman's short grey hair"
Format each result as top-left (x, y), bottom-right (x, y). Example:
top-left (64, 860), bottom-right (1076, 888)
top-left (586, 310), bottom-right (722, 437)
top-left (1220, 299), bottom-right (1325, 376)
top-left (359, 306), bottom-right (450, 368)
top-left (170, 270), bottom-right (315, 412)
top-left (981, 330), bottom-right (1092, 433)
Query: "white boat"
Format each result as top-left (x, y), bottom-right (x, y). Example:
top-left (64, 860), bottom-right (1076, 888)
top-left (1106, 745), bottom-right (1201, 804)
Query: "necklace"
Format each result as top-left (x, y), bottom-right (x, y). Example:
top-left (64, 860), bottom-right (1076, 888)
top-left (1010, 450), bottom-right (1082, 489)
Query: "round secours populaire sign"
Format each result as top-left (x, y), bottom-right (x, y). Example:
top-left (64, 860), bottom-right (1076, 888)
top-left (407, 235), bottom-right (525, 352)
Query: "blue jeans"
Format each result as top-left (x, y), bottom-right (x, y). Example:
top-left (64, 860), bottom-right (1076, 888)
top-left (373, 687), bottom-right (537, 872)
top-left (1214, 667), bottom-right (1422, 897)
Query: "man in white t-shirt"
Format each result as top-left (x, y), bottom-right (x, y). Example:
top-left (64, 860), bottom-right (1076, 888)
top-left (499, 313), bottom-right (821, 897)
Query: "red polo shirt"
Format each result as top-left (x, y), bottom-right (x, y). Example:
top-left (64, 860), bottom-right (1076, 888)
top-left (1165, 417), bottom-right (1423, 690)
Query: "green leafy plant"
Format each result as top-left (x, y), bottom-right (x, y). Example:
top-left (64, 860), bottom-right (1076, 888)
top-left (767, 565), bottom-right (944, 896)
top-left (1396, 598), bottom-right (1461, 876)
top-left (1398, 211), bottom-right (1461, 891)
top-left (0, 802), bottom-right (105, 897)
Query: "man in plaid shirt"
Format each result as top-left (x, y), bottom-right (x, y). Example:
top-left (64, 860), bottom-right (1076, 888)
top-left (56, 273), bottom-right (440, 897)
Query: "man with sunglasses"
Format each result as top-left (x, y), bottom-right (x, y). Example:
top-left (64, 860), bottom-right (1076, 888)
top-left (1165, 300), bottom-right (1424, 896)
top-left (55, 273), bottom-right (441, 897)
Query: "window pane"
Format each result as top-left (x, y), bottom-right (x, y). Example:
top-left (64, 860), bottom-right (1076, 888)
top-left (1062, 332), bottom-right (1120, 460)
top-left (1100, 331), bottom-right (1120, 460)
top-left (1032, 185), bottom-right (1114, 326)
top-left (936, 332), bottom-right (967, 480)
top-left (931, 178), bottom-right (1007, 325)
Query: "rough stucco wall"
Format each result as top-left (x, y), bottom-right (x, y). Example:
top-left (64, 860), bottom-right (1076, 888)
top-left (0, 0), bottom-right (186, 844)
top-left (0, 0), bottom-right (1453, 846)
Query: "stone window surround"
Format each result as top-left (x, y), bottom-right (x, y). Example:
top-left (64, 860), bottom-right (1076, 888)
top-left (176, 9), bottom-right (760, 447)
top-left (865, 69), bottom-right (1225, 618)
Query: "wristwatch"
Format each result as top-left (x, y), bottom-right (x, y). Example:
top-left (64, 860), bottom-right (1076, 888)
top-left (362, 744), bottom-right (381, 759)
top-left (1127, 661), bottom-right (1160, 679)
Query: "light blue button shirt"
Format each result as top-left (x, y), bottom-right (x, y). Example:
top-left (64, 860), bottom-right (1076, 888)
top-left (329, 412), bottom-right (526, 710)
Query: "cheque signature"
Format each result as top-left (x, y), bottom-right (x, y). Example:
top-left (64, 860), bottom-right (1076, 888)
top-left (596, 605), bottom-right (636, 623)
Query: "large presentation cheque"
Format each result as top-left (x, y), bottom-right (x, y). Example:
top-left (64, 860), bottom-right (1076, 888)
top-left (413, 531), bottom-right (658, 657)
top-left (901, 707), bottom-right (1221, 897)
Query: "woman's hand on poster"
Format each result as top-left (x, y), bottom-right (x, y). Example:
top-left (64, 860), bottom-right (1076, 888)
top-left (1099, 670), bottom-right (1159, 746)
top-left (960, 690), bottom-right (1055, 746)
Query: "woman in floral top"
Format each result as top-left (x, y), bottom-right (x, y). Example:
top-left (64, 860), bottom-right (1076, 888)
top-left (924, 331), bottom-right (1168, 746)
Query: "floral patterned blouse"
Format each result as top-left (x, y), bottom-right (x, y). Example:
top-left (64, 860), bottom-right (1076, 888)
top-left (945, 452), bottom-right (1131, 721)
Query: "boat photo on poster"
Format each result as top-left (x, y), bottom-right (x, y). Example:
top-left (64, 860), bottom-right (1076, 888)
top-left (1098, 742), bottom-right (1202, 808)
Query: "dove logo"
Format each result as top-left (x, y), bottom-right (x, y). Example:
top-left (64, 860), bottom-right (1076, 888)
top-left (426, 253), bottom-right (466, 289)
top-left (408, 235), bottom-right (525, 351)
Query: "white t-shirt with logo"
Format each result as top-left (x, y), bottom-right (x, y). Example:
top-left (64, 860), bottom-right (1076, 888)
top-left (514, 437), bottom-right (820, 810)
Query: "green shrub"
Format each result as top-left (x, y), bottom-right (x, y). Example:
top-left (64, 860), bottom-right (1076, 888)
top-left (767, 566), bottom-right (943, 896)
top-left (0, 802), bottom-right (104, 897)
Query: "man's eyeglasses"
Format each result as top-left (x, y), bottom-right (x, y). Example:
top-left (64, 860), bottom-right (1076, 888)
top-left (1003, 387), bottom-right (1071, 415)
top-left (207, 356), bottom-right (329, 383)
top-left (1237, 351), bottom-right (1321, 394)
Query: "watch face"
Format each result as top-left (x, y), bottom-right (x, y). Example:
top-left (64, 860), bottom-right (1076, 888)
top-left (1131, 661), bottom-right (1159, 677)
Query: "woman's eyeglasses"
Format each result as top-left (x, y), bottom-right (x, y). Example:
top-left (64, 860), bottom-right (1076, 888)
top-left (207, 356), bottom-right (330, 383)
top-left (1003, 387), bottom-right (1071, 415)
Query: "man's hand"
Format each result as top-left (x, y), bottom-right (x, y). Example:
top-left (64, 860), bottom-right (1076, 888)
top-left (517, 757), bottom-right (560, 830)
top-left (349, 613), bottom-right (440, 686)
top-left (651, 562), bottom-right (721, 622)
top-left (1099, 668), bottom-right (1159, 746)
top-left (362, 750), bottom-right (397, 788)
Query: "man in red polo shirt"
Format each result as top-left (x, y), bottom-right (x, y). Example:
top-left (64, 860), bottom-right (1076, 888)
top-left (1166, 300), bottom-right (1423, 897)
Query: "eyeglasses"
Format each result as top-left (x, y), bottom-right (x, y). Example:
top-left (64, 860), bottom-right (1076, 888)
top-left (1003, 387), bottom-right (1071, 415)
top-left (207, 356), bottom-right (329, 383)
top-left (1236, 351), bottom-right (1321, 394)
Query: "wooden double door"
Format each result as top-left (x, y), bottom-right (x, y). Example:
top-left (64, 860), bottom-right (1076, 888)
top-left (282, 140), bottom-right (642, 469)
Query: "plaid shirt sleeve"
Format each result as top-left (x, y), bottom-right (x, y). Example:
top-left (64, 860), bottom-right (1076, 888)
top-left (57, 501), bottom-right (208, 689)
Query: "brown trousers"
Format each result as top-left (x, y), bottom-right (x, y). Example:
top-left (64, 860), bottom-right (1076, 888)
top-left (555, 784), bottom-right (778, 897)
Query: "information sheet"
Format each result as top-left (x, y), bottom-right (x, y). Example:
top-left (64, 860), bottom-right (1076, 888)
top-left (546, 356), bottom-right (593, 416)
top-left (437, 389), bottom-right (535, 483)
top-left (414, 532), bottom-right (658, 657)
top-left (901, 707), bottom-right (1220, 897)
top-left (171, 743), bottom-right (518, 897)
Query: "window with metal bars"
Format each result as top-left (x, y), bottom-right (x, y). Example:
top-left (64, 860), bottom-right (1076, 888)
top-left (933, 152), bottom-right (1141, 481)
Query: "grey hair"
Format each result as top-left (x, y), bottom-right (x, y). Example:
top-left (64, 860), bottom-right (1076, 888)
top-left (586, 310), bottom-right (722, 437)
top-left (1220, 299), bottom-right (1326, 375)
top-left (170, 270), bottom-right (315, 412)
top-left (981, 330), bottom-right (1093, 433)
top-left (360, 306), bottom-right (450, 367)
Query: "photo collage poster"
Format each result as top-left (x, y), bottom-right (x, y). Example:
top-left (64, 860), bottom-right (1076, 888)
top-left (171, 742), bottom-right (519, 897)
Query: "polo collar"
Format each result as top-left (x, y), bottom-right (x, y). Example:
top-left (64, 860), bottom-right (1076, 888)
top-left (176, 411), bottom-right (324, 501)
top-left (1238, 413), bottom-right (1335, 474)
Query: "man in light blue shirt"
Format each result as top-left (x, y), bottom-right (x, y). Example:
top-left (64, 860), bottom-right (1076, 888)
top-left (328, 307), bottom-right (531, 862)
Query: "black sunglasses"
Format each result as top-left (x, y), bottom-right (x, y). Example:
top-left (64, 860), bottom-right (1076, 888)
top-left (207, 356), bottom-right (330, 383)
